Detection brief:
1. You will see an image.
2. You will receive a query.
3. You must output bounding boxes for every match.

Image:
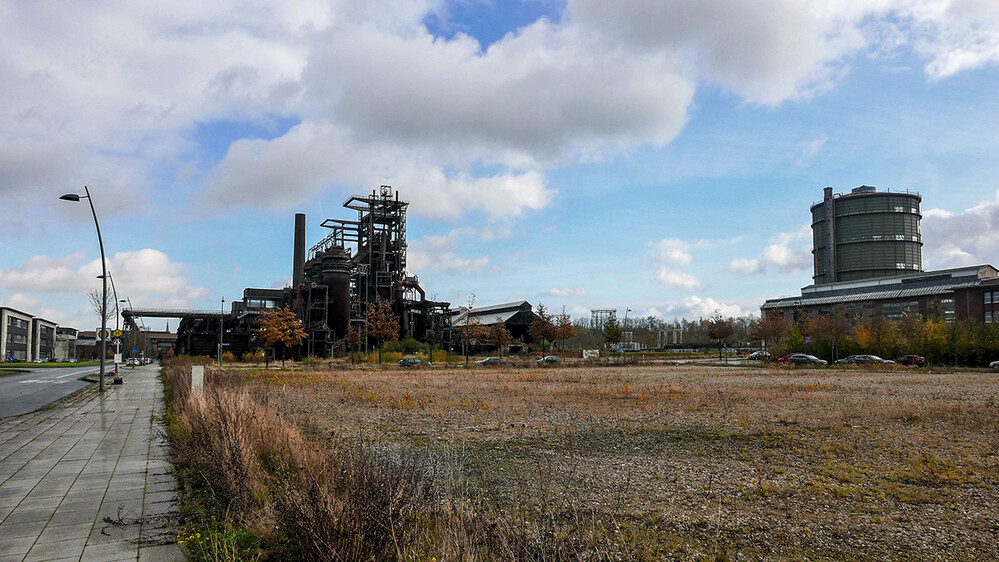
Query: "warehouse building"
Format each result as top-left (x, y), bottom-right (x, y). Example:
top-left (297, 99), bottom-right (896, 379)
top-left (762, 186), bottom-right (998, 324)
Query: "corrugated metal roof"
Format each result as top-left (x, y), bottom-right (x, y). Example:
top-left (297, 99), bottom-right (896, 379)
top-left (453, 308), bottom-right (522, 326)
top-left (762, 281), bottom-right (979, 309)
top-left (451, 300), bottom-right (531, 321)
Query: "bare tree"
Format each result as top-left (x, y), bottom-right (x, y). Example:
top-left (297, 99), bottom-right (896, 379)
top-left (87, 288), bottom-right (115, 324)
top-left (706, 313), bottom-right (735, 360)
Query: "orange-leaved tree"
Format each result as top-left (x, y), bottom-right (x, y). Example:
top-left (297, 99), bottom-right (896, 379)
top-left (488, 316), bottom-right (512, 356)
top-left (253, 305), bottom-right (307, 368)
top-left (366, 296), bottom-right (399, 363)
top-left (554, 306), bottom-right (576, 361)
top-left (529, 303), bottom-right (556, 353)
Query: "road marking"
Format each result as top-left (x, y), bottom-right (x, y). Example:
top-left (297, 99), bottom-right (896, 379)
top-left (19, 379), bottom-right (71, 384)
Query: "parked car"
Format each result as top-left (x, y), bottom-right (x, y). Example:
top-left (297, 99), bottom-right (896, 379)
top-left (990, 360), bottom-right (999, 369)
top-left (398, 357), bottom-right (422, 367)
top-left (32, 358), bottom-right (46, 363)
top-left (747, 351), bottom-right (771, 360)
top-left (836, 354), bottom-right (895, 365)
top-left (778, 353), bottom-right (827, 366)
top-left (895, 355), bottom-right (926, 367)
top-left (537, 355), bottom-right (560, 364)
top-left (476, 357), bottom-right (508, 366)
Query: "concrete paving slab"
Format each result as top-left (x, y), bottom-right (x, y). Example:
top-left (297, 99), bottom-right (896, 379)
top-left (0, 365), bottom-right (183, 561)
top-left (37, 521), bottom-right (93, 542)
top-left (137, 543), bottom-right (186, 562)
top-left (82, 539), bottom-right (139, 560)
top-left (0, 535), bottom-right (36, 556)
top-left (22, 536), bottom-right (87, 561)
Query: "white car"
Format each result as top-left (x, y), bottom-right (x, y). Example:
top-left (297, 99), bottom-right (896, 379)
top-left (990, 360), bottom-right (999, 369)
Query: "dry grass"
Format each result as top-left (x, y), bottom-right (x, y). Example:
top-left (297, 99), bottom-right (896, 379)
top-left (251, 363), bottom-right (999, 561)
top-left (166, 361), bottom-right (999, 560)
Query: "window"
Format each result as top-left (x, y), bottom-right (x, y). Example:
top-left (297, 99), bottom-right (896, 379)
top-left (986, 291), bottom-right (993, 305)
top-left (941, 298), bottom-right (956, 323)
top-left (986, 311), bottom-right (993, 324)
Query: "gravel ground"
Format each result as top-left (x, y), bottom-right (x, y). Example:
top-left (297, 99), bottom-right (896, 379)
top-left (247, 363), bottom-right (999, 561)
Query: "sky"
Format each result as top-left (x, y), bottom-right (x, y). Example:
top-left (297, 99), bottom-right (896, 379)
top-left (3, 0), bottom-right (999, 332)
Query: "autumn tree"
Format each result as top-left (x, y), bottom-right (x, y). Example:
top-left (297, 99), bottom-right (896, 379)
top-left (366, 296), bottom-right (399, 363)
top-left (814, 305), bottom-right (851, 362)
top-left (553, 306), bottom-right (576, 361)
top-left (749, 310), bottom-right (790, 357)
top-left (253, 305), bottom-right (307, 368)
top-left (529, 303), bottom-right (557, 353)
top-left (706, 313), bottom-right (735, 360)
top-left (488, 316), bottom-right (512, 356)
top-left (344, 323), bottom-right (363, 363)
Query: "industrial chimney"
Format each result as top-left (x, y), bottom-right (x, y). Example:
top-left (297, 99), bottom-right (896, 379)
top-left (293, 213), bottom-right (306, 289)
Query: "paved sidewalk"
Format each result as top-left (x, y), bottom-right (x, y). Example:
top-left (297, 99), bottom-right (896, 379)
top-left (0, 365), bottom-right (185, 561)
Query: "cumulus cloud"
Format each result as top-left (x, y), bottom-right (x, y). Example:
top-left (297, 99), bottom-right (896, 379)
top-left (407, 229), bottom-right (490, 275)
top-left (651, 238), bottom-right (696, 265)
top-left (548, 286), bottom-right (587, 297)
top-left (662, 295), bottom-right (744, 319)
top-left (922, 190), bottom-right (999, 268)
top-left (0, 249), bottom-right (209, 303)
top-left (5, 0), bottom-right (999, 219)
top-left (570, 0), bottom-right (869, 105)
top-left (0, 293), bottom-right (69, 325)
top-left (656, 267), bottom-right (702, 290)
top-left (650, 236), bottom-right (738, 265)
top-left (728, 224), bottom-right (811, 275)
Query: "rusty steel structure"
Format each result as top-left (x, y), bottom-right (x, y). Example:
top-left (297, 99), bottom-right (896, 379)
top-left (291, 186), bottom-right (451, 354)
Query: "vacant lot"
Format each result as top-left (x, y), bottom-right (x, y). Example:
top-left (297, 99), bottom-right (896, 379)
top-left (231, 363), bottom-right (998, 560)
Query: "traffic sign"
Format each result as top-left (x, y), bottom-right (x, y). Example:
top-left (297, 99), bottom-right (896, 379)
top-left (113, 338), bottom-right (121, 346)
top-left (98, 329), bottom-right (110, 339)
top-left (132, 348), bottom-right (138, 354)
top-left (112, 329), bottom-right (123, 338)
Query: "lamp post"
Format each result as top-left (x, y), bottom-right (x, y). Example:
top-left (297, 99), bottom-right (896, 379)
top-left (120, 298), bottom-right (133, 366)
top-left (60, 186), bottom-right (108, 392)
top-left (219, 297), bottom-right (225, 367)
top-left (623, 307), bottom-right (631, 361)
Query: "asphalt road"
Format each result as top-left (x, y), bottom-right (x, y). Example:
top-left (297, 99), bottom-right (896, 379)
top-left (0, 365), bottom-right (98, 418)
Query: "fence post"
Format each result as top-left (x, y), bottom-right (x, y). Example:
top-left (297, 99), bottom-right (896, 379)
top-left (191, 364), bottom-right (204, 395)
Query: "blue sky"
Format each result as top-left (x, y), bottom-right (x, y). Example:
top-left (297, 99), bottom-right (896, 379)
top-left (3, 0), bottom-right (999, 331)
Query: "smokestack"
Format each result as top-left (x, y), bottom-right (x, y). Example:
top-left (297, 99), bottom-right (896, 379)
top-left (293, 213), bottom-right (306, 288)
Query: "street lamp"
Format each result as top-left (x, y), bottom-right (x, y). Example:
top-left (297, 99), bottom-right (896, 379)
top-left (60, 186), bottom-right (108, 392)
top-left (219, 297), bottom-right (225, 367)
top-left (119, 298), bottom-right (134, 366)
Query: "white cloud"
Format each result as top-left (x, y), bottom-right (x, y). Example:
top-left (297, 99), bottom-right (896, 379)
top-left (570, 0), bottom-right (870, 105)
top-left (728, 224), bottom-right (811, 275)
top-left (0, 249), bottom-right (209, 303)
top-left (407, 229), bottom-right (490, 275)
top-left (548, 287), bottom-right (587, 297)
top-left (728, 258), bottom-right (764, 275)
top-left (0, 293), bottom-right (68, 325)
top-left (651, 238), bottom-right (695, 265)
top-left (656, 267), bottom-right (702, 290)
top-left (5, 0), bottom-right (999, 222)
top-left (922, 190), bottom-right (999, 268)
top-left (663, 295), bottom-right (745, 319)
top-left (796, 135), bottom-right (828, 166)
top-left (650, 236), bottom-right (739, 265)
